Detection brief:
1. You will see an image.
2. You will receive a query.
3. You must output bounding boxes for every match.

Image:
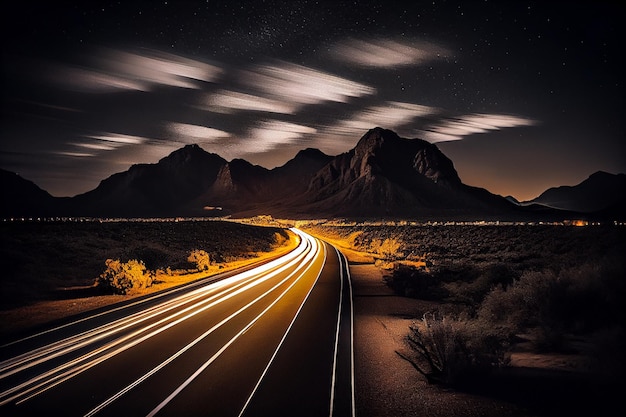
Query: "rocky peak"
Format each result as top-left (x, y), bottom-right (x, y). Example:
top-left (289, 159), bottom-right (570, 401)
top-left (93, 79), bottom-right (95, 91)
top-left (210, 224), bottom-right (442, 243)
top-left (158, 144), bottom-right (226, 171)
top-left (350, 127), bottom-right (461, 185)
top-left (412, 145), bottom-right (461, 185)
top-left (212, 163), bottom-right (236, 193)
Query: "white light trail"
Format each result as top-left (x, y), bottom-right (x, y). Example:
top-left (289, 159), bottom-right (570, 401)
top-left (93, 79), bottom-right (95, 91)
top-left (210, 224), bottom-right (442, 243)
top-left (0, 232), bottom-right (313, 407)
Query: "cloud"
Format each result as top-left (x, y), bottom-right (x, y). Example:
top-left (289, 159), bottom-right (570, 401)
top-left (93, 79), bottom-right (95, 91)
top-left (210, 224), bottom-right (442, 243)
top-left (329, 38), bottom-right (452, 68)
top-left (86, 133), bottom-right (149, 145)
top-left (48, 48), bottom-right (222, 93)
top-left (203, 90), bottom-right (298, 114)
top-left (322, 101), bottom-right (439, 137)
top-left (55, 151), bottom-right (96, 158)
top-left (417, 113), bottom-right (537, 142)
top-left (240, 61), bottom-right (376, 108)
top-left (243, 120), bottom-right (317, 153)
top-left (71, 142), bottom-right (118, 151)
top-left (60, 132), bottom-right (152, 157)
top-left (168, 122), bottom-right (232, 142)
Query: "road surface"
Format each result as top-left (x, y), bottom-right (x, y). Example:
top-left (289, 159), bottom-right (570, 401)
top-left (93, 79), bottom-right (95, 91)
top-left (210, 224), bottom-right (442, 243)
top-left (0, 228), bottom-right (355, 417)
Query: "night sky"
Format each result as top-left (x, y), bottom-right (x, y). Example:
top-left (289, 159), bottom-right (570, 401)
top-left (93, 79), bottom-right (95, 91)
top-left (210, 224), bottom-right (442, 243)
top-left (1, 0), bottom-right (623, 201)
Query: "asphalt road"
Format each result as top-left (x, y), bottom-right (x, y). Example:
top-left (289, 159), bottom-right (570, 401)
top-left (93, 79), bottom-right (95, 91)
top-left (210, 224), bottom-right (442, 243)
top-left (0, 228), bottom-right (355, 417)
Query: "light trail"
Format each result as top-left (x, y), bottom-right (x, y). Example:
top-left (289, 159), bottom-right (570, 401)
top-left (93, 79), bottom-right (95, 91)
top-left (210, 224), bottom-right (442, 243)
top-left (85, 230), bottom-right (322, 417)
top-left (235, 238), bottom-right (327, 417)
top-left (0, 228), bottom-right (356, 417)
top-left (146, 230), bottom-right (323, 417)
top-left (0, 229), bottom-right (313, 407)
top-left (0, 239), bottom-right (307, 379)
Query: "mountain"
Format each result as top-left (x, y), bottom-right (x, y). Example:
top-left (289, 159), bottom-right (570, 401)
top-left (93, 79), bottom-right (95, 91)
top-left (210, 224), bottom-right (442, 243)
top-left (64, 143), bottom-right (333, 218)
top-left (0, 169), bottom-right (60, 217)
top-left (524, 171), bottom-right (626, 214)
top-left (70, 144), bottom-right (229, 217)
top-left (1, 127), bottom-right (604, 220)
top-left (297, 128), bottom-right (515, 218)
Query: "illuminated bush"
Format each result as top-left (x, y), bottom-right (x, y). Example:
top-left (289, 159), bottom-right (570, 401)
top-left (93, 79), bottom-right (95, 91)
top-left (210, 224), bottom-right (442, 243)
top-left (187, 249), bottom-right (211, 272)
top-left (370, 237), bottom-right (403, 260)
top-left (97, 259), bottom-right (154, 294)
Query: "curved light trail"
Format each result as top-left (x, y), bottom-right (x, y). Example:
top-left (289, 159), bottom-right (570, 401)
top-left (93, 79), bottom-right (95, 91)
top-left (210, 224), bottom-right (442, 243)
top-left (0, 228), bottom-right (355, 417)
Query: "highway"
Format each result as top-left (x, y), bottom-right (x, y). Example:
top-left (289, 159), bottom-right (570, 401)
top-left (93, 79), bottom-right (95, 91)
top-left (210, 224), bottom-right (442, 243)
top-left (0, 229), bottom-right (355, 417)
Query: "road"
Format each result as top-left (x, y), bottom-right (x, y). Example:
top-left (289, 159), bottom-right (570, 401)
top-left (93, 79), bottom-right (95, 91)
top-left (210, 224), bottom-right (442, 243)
top-left (0, 229), bottom-right (355, 417)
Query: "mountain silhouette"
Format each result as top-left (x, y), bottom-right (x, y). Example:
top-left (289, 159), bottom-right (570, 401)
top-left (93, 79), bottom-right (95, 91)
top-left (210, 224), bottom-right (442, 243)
top-left (1, 128), bottom-right (616, 220)
top-left (524, 171), bottom-right (626, 214)
top-left (0, 169), bottom-right (60, 217)
top-left (298, 127), bottom-right (514, 218)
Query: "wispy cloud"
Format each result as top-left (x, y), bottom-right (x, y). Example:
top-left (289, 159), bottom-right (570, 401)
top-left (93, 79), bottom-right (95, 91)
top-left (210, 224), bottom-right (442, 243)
top-left (240, 61), bottom-right (376, 108)
top-left (243, 120), bottom-right (317, 153)
top-left (325, 101), bottom-right (439, 136)
top-left (203, 90), bottom-right (298, 114)
top-left (329, 38), bottom-right (452, 68)
top-left (86, 132), bottom-right (149, 145)
top-left (168, 122), bottom-right (232, 142)
top-left (417, 113), bottom-right (537, 142)
top-left (55, 151), bottom-right (96, 158)
top-left (61, 132), bottom-right (152, 157)
top-left (48, 49), bottom-right (222, 93)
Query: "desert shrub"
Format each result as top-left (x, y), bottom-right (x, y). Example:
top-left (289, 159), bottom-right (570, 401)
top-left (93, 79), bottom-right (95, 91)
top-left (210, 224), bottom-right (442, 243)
top-left (478, 270), bottom-right (566, 349)
top-left (370, 237), bottom-right (404, 260)
top-left (96, 259), bottom-right (154, 294)
top-left (187, 249), bottom-right (211, 272)
top-left (405, 312), bottom-right (509, 386)
top-left (478, 255), bottom-right (626, 352)
top-left (273, 232), bottom-right (287, 247)
top-left (384, 265), bottom-right (447, 299)
top-left (444, 263), bottom-right (519, 306)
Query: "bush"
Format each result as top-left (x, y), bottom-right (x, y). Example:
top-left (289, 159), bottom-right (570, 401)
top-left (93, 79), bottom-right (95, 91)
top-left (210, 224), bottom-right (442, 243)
top-left (370, 237), bottom-right (404, 260)
top-left (384, 265), bottom-right (447, 299)
top-left (187, 249), bottom-right (211, 272)
top-left (96, 259), bottom-right (154, 295)
top-left (404, 312), bottom-right (509, 386)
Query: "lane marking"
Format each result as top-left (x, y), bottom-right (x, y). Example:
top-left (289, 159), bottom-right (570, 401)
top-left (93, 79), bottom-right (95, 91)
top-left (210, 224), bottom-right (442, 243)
top-left (329, 245), bottom-right (344, 417)
top-left (344, 250), bottom-right (356, 417)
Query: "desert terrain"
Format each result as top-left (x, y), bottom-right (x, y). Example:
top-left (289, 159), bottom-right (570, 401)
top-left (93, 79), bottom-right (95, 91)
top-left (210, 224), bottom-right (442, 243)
top-left (1, 219), bottom-right (624, 416)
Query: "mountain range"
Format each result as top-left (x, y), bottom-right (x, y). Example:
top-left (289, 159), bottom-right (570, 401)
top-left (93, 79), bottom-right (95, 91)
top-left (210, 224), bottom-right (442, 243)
top-left (1, 127), bottom-right (623, 221)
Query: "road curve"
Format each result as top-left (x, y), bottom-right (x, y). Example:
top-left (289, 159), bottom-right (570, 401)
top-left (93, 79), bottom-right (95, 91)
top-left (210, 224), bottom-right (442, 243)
top-left (0, 228), bottom-right (355, 417)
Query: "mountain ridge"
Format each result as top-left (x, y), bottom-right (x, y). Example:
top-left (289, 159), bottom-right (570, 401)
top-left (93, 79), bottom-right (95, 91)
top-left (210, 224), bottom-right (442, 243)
top-left (2, 128), bottom-right (620, 220)
top-left (523, 171), bottom-right (626, 213)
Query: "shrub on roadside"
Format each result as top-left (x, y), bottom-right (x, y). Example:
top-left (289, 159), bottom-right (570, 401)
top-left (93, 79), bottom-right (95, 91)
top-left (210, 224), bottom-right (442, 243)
top-left (383, 264), bottom-right (447, 299)
top-left (187, 249), bottom-right (211, 272)
top-left (478, 258), bottom-right (625, 352)
top-left (96, 259), bottom-right (154, 295)
top-left (405, 312), bottom-right (509, 387)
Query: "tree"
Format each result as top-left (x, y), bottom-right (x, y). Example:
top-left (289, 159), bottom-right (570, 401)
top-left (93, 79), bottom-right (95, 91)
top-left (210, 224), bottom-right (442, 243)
top-left (188, 249), bottom-right (211, 272)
